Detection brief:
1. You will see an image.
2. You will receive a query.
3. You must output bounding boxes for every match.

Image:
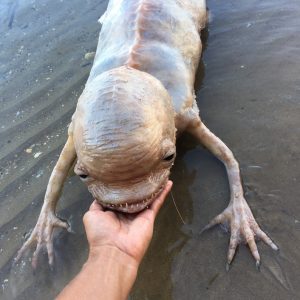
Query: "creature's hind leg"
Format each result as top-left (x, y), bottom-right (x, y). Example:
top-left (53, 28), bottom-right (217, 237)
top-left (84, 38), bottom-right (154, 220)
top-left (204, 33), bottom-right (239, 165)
top-left (187, 119), bottom-right (278, 268)
top-left (16, 135), bottom-right (76, 267)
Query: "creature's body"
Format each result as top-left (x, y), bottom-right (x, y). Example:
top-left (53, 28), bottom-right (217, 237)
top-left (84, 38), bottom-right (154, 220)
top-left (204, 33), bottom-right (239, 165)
top-left (17, 0), bottom-right (277, 268)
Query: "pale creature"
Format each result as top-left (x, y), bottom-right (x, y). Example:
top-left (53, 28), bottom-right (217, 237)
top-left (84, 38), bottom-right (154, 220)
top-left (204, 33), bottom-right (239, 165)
top-left (17, 0), bottom-right (277, 268)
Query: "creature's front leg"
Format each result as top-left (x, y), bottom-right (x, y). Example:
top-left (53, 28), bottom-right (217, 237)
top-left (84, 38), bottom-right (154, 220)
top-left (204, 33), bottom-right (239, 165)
top-left (16, 136), bottom-right (76, 267)
top-left (188, 120), bottom-right (278, 268)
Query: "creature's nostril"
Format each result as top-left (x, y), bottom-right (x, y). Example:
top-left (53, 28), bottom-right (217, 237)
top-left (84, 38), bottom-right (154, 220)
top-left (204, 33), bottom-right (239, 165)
top-left (79, 174), bottom-right (88, 179)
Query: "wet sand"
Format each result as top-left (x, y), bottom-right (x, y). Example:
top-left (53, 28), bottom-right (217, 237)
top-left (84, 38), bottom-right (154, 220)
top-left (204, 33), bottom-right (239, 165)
top-left (1, 0), bottom-right (300, 299)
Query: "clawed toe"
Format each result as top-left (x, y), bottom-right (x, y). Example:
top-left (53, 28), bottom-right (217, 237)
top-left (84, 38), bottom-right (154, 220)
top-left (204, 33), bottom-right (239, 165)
top-left (200, 211), bottom-right (228, 234)
top-left (15, 213), bottom-right (69, 268)
top-left (15, 233), bottom-right (36, 264)
top-left (255, 228), bottom-right (279, 251)
top-left (201, 201), bottom-right (278, 268)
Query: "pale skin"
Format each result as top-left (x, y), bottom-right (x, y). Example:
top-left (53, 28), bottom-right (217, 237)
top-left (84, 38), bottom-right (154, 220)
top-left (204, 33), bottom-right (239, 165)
top-left (17, 0), bottom-right (278, 269)
top-left (57, 181), bottom-right (173, 300)
top-left (188, 122), bottom-right (278, 268)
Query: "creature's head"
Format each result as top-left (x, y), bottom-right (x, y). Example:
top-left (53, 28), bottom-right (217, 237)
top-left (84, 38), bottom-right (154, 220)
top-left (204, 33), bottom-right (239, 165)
top-left (72, 66), bottom-right (176, 213)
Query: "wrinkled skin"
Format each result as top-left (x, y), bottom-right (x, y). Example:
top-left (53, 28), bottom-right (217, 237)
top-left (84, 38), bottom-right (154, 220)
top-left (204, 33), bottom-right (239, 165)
top-left (72, 67), bottom-right (176, 212)
top-left (17, 0), bottom-right (277, 269)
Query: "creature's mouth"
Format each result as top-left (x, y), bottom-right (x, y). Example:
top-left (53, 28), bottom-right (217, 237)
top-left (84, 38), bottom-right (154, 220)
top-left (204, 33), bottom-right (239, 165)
top-left (96, 181), bottom-right (167, 213)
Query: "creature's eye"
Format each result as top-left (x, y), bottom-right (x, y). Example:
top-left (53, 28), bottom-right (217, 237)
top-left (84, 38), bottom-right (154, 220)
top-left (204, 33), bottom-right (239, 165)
top-left (163, 153), bottom-right (175, 162)
top-left (79, 174), bottom-right (88, 179)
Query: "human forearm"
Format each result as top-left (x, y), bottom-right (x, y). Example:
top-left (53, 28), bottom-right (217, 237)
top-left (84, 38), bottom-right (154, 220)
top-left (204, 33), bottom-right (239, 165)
top-left (56, 246), bottom-right (138, 300)
top-left (57, 181), bottom-right (173, 299)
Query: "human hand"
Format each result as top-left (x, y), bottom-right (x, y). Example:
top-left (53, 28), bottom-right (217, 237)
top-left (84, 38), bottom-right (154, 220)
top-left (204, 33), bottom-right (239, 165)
top-left (83, 181), bottom-right (173, 266)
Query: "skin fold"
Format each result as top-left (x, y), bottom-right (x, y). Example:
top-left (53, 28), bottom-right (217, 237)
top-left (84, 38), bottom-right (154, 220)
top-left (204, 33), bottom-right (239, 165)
top-left (17, 0), bottom-right (277, 268)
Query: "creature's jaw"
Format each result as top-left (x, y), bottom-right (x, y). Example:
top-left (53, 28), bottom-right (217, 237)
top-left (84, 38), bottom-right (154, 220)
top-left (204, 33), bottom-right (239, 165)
top-left (94, 180), bottom-right (168, 213)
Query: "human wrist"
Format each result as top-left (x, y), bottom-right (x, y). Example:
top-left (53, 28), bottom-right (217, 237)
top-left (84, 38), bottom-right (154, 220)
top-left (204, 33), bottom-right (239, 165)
top-left (84, 245), bottom-right (138, 299)
top-left (87, 245), bottom-right (139, 272)
top-left (57, 246), bottom-right (139, 300)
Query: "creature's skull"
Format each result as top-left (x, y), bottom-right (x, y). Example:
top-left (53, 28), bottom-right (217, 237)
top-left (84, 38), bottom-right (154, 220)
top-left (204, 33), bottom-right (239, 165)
top-left (72, 67), bottom-right (176, 213)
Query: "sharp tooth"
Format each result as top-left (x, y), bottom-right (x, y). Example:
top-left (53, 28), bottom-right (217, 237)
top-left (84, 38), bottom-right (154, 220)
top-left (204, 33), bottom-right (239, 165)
top-left (112, 204), bottom-right (114, 207)
top-left (126, 203), bottom-right (128, 207)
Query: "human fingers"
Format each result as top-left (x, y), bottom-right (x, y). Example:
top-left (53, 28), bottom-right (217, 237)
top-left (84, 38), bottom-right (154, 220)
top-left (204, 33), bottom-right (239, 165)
top-left (150, 180), bottom-right (173, 217)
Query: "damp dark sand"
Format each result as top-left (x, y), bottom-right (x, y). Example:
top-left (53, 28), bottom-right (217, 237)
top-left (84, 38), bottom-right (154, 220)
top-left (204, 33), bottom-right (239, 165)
top-left (1, 0), bottom-right (300, 299)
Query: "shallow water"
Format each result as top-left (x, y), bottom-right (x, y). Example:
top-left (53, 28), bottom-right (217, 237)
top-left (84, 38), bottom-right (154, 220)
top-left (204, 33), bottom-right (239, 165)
top-left (1, 0), bottom-right (300, 299)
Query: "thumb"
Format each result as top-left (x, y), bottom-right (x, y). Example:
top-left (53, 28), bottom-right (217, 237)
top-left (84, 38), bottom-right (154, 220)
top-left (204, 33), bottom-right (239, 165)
top-left (89, 200), bottom-right (104, 211)
top-left (150, 180), bottom-right (173, 218)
